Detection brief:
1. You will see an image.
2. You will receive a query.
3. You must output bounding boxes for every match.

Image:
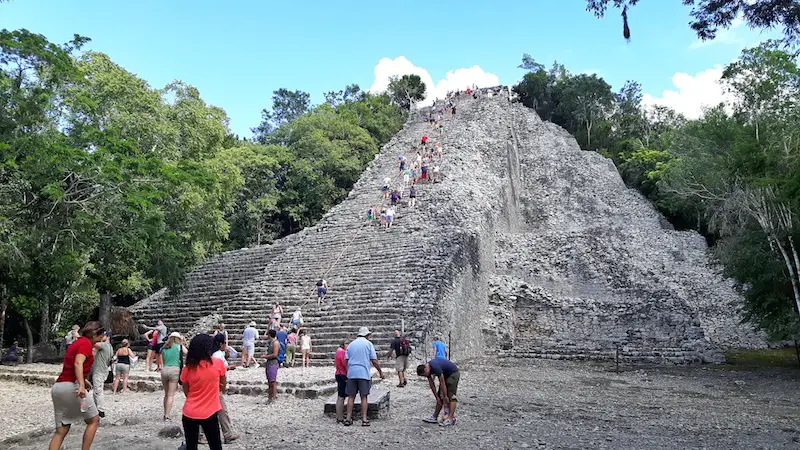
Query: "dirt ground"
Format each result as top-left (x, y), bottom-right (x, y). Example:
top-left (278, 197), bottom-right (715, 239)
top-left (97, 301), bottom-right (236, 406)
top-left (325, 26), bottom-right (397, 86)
top-left (2, 358), bottom-right (799, 450)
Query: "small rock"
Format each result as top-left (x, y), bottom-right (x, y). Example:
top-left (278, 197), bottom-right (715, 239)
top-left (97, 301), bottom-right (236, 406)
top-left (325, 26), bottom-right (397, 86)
top-left (157, 425), bottom-right (183, 438)
top-left (734, 380), bottom-right (745, 386)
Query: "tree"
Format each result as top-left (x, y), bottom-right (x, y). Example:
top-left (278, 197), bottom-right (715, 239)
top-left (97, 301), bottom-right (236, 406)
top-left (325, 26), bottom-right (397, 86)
top-left (557, 74), bottom-right (615, 149)
top-left (387, 75), bottom-right (426, 110)
top-left (586, 1), bottom-right (800, 47)
top-left (324, 84), bottom-right (363, 107)
top-left (722, 40), bottom-right (800, 142)
top-left (612, 80), bottom-right (645, 142)
top-left (252, 89), bottom-right (311, 143)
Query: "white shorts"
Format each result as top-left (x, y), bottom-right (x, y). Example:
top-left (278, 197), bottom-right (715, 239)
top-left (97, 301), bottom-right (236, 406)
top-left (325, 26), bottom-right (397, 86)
top-left (243, 342), bottom-right (255, 355)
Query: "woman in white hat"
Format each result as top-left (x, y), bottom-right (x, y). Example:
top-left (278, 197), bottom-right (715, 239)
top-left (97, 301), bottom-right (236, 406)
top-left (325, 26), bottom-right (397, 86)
top-left (161, 331), bottom-right (187, 421)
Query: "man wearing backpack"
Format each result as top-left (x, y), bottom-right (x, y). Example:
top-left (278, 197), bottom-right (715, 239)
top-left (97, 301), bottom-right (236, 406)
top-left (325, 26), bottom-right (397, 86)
top-left (387, 330), bottom-right (411, 387)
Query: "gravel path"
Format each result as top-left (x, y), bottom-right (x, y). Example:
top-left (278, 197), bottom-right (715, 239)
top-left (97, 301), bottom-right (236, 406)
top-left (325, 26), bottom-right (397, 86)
top-left (3, 359), bottom-right (800, 449)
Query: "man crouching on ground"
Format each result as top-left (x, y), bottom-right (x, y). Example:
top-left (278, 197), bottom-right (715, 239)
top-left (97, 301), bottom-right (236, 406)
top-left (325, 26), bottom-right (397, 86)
top-left (417, 358), bottom-right (460, 427)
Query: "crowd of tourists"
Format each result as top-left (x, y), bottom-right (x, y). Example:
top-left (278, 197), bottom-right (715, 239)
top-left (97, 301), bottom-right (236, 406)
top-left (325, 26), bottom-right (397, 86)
top-left (42, 87), bottom-right (490, 449)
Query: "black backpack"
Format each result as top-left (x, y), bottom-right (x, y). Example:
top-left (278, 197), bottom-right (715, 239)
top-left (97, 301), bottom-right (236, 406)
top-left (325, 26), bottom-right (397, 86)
top-left (398, 337), bottom-right (411, 356)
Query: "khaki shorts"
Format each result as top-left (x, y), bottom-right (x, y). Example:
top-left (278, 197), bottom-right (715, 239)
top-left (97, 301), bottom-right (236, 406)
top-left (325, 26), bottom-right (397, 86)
top-left (395, 355), bottom-right (409, 372)
top-left (51, 381), bottom-right (98, 428)
top-left (114, 363), bottom-right (130, 375)
top-left (438, 371), bottom-right (460, 402)
top-left (161, 366), bottom-right (180, 383)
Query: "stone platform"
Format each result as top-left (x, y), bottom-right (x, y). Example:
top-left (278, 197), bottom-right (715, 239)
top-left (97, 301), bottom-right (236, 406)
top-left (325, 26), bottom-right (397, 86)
top-left (323, 386), bottom-right (390, 419)
top-left (0, 363), bottom-right (392, 399)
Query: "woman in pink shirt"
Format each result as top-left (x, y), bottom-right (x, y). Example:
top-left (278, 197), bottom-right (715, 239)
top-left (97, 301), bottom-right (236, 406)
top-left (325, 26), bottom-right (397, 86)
top-left (334, 341), bottom-right (348, 423)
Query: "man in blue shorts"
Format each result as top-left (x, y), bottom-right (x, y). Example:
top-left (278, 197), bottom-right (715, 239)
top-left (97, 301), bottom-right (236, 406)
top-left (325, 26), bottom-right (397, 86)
top-left (344, 327), bottom-right (384, 426)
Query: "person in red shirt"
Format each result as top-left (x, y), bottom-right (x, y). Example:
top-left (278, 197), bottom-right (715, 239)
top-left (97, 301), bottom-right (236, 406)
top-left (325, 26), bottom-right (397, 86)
top-left (421, 135), bottom-right (428, 146)
top-left (334, 341), bottom-right (348, 423)
top-left (180, 333), bottom-right (226, 450)
top-left (49, 321), bottom-right (106, 450)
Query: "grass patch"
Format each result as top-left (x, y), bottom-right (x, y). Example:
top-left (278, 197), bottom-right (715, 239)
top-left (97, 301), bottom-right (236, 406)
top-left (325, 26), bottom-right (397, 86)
top-left (725, 347), bottom-right (800, 368)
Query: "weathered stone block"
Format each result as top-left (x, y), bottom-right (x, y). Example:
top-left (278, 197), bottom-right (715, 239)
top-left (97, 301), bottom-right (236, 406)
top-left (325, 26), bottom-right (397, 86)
top-left (323, 387), bottom-right (390, 419)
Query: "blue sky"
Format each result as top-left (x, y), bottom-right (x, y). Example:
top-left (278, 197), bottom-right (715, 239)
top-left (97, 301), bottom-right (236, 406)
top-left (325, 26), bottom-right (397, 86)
top-left (1, 0), bottom-right (780, 137)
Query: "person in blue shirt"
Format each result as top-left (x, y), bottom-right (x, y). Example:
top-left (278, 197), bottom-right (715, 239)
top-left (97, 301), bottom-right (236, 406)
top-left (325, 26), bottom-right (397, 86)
top-left (344, 327), bottom-right (385, 427)
top-left (276, 324), bottom-right (288, 366)
top-left (417, 358), bottom-right (460, 427)
top-left (432, 336), bottom-right (448, 359)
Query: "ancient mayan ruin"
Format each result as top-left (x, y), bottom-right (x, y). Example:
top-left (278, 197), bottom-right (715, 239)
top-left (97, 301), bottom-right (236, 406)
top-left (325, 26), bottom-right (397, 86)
top-left (130, 89), bottom-right (764, 364)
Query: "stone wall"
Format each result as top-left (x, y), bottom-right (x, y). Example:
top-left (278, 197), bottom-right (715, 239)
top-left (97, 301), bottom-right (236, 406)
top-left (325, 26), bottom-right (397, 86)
top-left (131, 91), bottom-right (764, 364)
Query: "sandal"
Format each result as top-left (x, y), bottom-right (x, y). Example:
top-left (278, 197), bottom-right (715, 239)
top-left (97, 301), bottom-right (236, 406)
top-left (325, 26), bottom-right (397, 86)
top-left (362, 420), bottom-right (370, 427)
top-left (343, 419), bottom-right (353, 426)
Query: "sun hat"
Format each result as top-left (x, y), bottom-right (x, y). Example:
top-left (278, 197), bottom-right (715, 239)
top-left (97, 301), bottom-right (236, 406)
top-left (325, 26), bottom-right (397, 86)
top-left (169, 331), bottom-right (182, 339)
top-left (249, 321), bottom-right (257, 327)
top-left (357, 326), bottom-right (371, 337)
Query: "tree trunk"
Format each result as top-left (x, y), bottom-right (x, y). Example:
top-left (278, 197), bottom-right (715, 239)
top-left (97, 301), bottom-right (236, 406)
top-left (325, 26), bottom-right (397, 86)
top-left (774, 238), bottom-right (800, 317)
top-left (99, 292), bottom-right (112, 332)
top-left (39, 300), bottom-right (50, 343)
top-left (586, 120), bottom-right (593, 149)
top-left (24, 318), bottom-right (33, 363)
top-left (0, 286), bottom-right (7, 347)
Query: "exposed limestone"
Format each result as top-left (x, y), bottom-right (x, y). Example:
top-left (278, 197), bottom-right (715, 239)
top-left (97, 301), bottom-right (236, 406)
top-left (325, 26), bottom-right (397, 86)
top-left (131, 91), bottom-right (764, 364)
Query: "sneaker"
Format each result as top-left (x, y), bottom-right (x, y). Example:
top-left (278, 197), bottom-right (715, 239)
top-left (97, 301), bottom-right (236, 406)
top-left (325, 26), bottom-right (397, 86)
top-left (422, 415), bottom-right (439, 424)
top-left (439, 418), bottom-right (454, 427)
top-left (98, 411), bottom-right (105, 418)
top-left (224, 434), bottom-right (240, 444)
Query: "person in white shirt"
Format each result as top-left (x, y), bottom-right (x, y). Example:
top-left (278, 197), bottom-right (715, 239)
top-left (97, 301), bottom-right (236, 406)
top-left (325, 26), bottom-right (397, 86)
top-left (385, 208), bottom-right (395, 229)
top-left (271, 302), bottom-right (283, 323)
top-left (209, 334), bottom-right (239, 443)
top-left (291, 308), bottom-right (303, 332)
top-left (241, 321), bottom-right (259, 368)
top-left (300, 331), bottom-right (312, 368)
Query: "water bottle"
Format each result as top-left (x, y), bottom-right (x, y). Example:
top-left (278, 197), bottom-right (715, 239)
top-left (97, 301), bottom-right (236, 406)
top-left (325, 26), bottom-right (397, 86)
top-left (80, 398), bottom-right (88, 413)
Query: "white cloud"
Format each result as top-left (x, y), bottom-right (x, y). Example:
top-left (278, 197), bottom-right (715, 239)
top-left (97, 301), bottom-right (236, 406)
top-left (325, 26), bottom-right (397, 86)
top-left (368, 56), bottom-right (500, 106)
top-left (643, 67), bottom-right (734, 119)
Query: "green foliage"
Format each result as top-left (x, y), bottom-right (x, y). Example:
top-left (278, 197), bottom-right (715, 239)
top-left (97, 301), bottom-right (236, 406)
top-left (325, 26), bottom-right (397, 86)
top-left (387, 74), bottom-right (426, 109)
top-left (0, 28), bottom-right (406, 345)
top-left (252, 89), bottom-right (311, 143)
top-left (586, 1), bottom-right (800, 48)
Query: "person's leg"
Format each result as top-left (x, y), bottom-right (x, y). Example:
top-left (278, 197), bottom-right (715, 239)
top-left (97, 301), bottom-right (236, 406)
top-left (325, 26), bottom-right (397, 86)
top-left (346, 394), bottom-right (356, 422)
top-left (48, 425), bottom-right (70, 450)
top-left (269, 381), bottom-right (276, 400)
top-left (92, 372), bottom-right (105, 416)
top-left (121, 373), bottom-right (129, 393)
top-left (217, 394), bottom-right (236, 440)
top-left (81, 416), bottom-right (99, 450)
top-left (241, 347), bottom-right (248, 367)
top-left (164, 380), bottom-right (178, 419)
top-left (360, 394), bottom-right (369, 424)
top-left (112, 373), bottom-right (120, 394)
top-left (336, 396), bottom-right (345, 421)
top-left (200, 413), bottom-right (223, 450)
top-left (182, 415), bottom-right (201, 450)
top-left (146, 350), bottom-right (154, 371)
